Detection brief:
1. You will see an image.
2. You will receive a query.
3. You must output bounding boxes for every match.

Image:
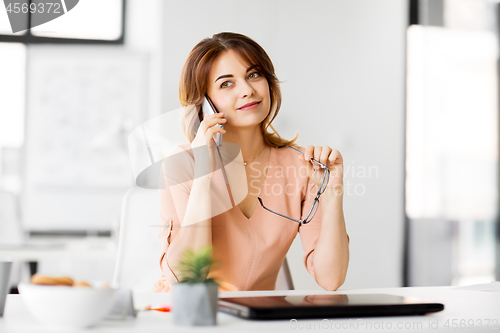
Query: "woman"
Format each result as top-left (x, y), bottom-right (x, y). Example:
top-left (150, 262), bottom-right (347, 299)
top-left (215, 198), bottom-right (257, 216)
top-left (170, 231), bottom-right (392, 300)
top-left (154, 32), bottom-right (349, 292)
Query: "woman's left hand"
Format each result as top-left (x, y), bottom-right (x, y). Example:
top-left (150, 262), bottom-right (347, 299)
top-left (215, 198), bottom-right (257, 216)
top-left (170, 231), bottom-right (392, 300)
top-left (298, 145), bottom-right (344, 193)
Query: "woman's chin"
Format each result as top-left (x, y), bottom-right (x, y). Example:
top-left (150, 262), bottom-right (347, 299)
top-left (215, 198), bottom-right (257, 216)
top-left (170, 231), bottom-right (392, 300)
top-left (227, 113), bottom-right (268, 129)
top-left (225, 121), bottom-right (263, 130)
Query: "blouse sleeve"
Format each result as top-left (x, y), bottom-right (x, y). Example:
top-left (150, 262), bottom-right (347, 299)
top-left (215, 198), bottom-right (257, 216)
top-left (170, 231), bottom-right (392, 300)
top-left (297, 178), bottom-right (322, 279)
top-left (297, 178), bottom-right (350, 282)
top-left (153, 145), bottom-right (194, 292)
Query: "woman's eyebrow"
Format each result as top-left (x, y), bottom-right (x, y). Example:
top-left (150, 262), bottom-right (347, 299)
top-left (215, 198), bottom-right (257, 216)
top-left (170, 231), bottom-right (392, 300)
top-left (214, 65), bottom-right (259, 83)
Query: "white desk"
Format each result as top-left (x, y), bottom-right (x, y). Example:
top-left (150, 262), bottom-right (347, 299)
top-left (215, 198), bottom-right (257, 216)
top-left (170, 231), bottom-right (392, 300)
top-left (1, 286), bottom-right (499, 332)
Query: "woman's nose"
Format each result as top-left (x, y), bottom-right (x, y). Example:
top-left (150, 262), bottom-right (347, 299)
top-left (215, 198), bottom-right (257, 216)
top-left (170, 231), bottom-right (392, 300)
top-left (239, 80), bottom-right (255, 98)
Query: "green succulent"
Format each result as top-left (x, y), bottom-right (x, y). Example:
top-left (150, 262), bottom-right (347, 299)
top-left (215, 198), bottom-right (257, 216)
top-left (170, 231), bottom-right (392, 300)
top-left (177, 246), bottom-right (218, 284)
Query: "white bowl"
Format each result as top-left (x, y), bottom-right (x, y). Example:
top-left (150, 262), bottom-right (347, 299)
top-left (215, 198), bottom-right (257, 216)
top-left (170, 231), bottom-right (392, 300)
top-left (18, 282), bottom-right (118, 329)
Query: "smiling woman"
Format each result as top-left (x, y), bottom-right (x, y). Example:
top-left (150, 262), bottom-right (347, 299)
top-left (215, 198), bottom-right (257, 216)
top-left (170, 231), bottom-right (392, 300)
top-left (206, 50), bottom-right (271, 134)
top-left (154, 32), bottom-right (349, 292)
top-left (178, 32), bottom-right (296, 147)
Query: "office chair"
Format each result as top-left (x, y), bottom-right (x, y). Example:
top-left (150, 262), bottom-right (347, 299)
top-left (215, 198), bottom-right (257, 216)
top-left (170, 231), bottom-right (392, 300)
top-left (0, 190), bottom-right (29, 292)
top-left (112, 187), bottom-right (163, 293)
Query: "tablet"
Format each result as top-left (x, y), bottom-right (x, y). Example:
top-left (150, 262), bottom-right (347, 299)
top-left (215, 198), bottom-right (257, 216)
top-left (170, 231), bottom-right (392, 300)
top-left (218, 294), bottom-right (444, 320)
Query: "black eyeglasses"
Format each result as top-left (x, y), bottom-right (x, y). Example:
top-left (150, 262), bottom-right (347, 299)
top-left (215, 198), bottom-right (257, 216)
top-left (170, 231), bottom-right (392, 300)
top-left (257, 145), bottom-right (330, 225)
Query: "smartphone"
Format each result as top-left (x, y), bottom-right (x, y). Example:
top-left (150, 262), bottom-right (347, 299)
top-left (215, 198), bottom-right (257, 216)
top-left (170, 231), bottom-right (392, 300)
top-left (202, 95), bottom-right (223, 146)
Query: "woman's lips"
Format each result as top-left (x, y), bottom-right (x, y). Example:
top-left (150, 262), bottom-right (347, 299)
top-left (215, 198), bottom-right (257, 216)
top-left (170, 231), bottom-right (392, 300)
top-left (238, 102), bottom-right (260, 110)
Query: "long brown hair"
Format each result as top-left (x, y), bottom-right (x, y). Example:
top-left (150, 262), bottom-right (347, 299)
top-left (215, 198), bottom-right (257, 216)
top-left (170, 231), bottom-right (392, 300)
top-left (179, 32), bottom-right (298, 147)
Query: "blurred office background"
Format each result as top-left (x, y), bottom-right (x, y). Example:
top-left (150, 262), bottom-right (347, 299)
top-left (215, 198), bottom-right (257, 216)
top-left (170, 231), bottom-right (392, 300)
top-left (0, 0), bottom-right (498, 291)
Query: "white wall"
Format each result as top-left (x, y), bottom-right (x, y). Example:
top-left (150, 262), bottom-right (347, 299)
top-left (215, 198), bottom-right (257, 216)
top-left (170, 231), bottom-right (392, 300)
top-left (124, 0), bottom-right (164, 119)
top-left (18, 0), bottom-right (406, 289)
top-left (157, 0), bottom-right (407, 290)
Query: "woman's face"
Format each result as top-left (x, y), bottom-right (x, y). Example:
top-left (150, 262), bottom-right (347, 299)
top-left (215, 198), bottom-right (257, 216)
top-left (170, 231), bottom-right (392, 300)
top-left (206, 50), bottom-right (271, 130)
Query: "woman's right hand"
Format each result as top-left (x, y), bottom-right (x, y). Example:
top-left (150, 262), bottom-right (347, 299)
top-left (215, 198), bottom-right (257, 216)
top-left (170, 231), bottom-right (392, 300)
top-left (191, 112), bottom-right (227, 149)
top-left (191, 112), bottom-right (227, 176)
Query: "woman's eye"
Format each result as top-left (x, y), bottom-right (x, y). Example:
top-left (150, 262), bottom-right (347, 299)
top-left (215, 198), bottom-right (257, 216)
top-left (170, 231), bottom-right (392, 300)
top-left (220, 73), bottom-right (259, 88)
top-left (249, 72), bottom-right (260, 79)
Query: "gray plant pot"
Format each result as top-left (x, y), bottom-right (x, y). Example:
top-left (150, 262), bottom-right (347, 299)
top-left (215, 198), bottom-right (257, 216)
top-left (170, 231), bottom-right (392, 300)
top-left (172, 282), bottom-right (218, 326)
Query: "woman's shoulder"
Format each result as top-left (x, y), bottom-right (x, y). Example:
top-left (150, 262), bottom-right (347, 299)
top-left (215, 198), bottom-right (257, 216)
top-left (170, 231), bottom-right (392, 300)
top-left (165, 143), bottom-right (194, 159)
top-left (270, 145), bottom-right (308, 174)
top-left (272, 144), bottom-right (305, 161)
top-left (170, 142), bottom-right (194, 155)
top-left (268, 145), bottom-right (310, 191)
top-left (162, 142), bottom-right (195, 174)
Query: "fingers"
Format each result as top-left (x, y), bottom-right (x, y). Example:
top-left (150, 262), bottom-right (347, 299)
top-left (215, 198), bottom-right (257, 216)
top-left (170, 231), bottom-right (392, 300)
top-left (192, 113), bottom-right (226, 148)
top-left (205, 125), bottom-right (226, 142)
top-left (319, 146), bottom-right (332, 168)
top-left (298, 147), bottom-right (315, 177)
top-left (304, 145), bottom-right (315, 161)
top-left (328, 149), bottom-right (342, 166)
top-left (300, 145), bottom-right (342, 169)
top-left (201, 112), bottom-right (226, 131)
top-left (298, 145), bottom-right (344, 186)
top-left (312, 146), bottom-right (322, 168)
top-left (299, 154), bottom-right (314, 177)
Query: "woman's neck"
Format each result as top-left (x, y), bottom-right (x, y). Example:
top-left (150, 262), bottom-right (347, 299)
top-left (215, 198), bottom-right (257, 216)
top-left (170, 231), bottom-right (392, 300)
top-left (222, 125), bottom-right (267, 161)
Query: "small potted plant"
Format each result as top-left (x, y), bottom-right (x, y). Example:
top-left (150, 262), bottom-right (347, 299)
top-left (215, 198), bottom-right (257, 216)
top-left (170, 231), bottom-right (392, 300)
top-left (172, 246), bottom-right (219, 326)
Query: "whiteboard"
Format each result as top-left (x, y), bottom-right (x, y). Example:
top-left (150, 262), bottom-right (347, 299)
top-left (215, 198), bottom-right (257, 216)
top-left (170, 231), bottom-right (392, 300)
top-left (23, 45), bottom-right (148, 230)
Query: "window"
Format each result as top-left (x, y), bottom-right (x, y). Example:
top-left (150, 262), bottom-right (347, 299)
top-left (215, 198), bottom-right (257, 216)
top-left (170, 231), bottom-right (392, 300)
top-left (0, 42), bottom-right (26, 192)
top-left (406, 0), bottom-right (499, 286)
top-left (0, 0), bottom-right (126, 192)
top-left (0, 0), bottom-right (125, 44)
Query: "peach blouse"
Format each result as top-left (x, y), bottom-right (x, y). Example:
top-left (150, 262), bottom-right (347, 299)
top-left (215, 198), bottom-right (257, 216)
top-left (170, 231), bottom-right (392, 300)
top-left (153, 144), bottom-right (327, 292)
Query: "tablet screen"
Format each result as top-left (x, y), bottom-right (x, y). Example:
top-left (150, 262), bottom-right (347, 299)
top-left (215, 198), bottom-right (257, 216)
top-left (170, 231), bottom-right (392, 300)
top-left (221, 294), bottom-right (416, 309)
top-left (219, 294), bottom-right (444, 319)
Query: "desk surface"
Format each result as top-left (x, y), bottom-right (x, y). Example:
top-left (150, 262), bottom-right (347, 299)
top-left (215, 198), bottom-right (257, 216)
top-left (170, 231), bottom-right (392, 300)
top-left (2, 286), bottom-right (499, 332)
